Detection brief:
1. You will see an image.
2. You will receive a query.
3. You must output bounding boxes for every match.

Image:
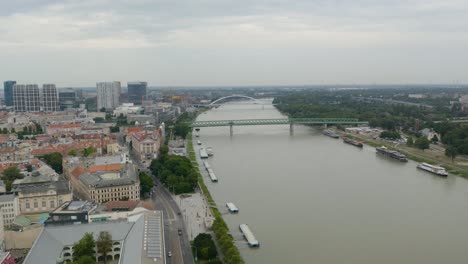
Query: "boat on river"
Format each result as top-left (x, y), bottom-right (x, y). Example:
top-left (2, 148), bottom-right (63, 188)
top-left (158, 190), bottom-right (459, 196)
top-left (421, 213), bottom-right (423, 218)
top-left (199, 148), bottom-right (208, 159)
top-left (226, 202), bottom-right (239, 213)
top-left (323, 129), bottom-right (339, 138)
top-left (207, 147), bottom-right (214, 156)
top-left (342, 137), bottom-right (363, 148)
top-left (417, 163), bottom-right (448, 176)
top-left (376, 146), bottom-right (407, 162)
top-left (239, 224), bottom-right (259, 247)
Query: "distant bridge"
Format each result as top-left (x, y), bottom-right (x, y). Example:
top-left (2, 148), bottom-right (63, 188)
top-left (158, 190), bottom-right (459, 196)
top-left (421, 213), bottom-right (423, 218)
top-left (190, 118), bottom-right (368, 135)
top-left (209, 95), bottom-right (264, 105)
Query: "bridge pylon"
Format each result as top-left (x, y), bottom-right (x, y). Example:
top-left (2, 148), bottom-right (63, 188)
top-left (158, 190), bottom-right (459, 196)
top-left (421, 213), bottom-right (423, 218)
top-left (289, 123), bottom-right (294, 135)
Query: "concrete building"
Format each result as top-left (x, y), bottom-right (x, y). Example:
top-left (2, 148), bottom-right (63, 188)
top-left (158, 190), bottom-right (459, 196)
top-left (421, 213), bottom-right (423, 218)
top-left (13, 84), bottom-right (41, 112)
top-left (2, 81), bottom-right (16, 107)
top-left (24, 211), bottom-right (164, 264)
top-left (97, 81), bottom-right (121, 111)
top-left (127, 82), bottom-right (147, 105)
top-left (58, 88), bottom-right (77, 110)
top-left (46, 201), bottom-right (97, 226)
top-left (113, 103), bottom-right (143, 117)
top-left (131, 127), bottom-right (162, 162)
top-left (0, 194), bottom-right (19, 227)
top-left (71, 164), bottom-right (140, 204)
top-left (42, 84), bottom-right (59, 112)
top-left (13, 180), bottom-right (72, 214)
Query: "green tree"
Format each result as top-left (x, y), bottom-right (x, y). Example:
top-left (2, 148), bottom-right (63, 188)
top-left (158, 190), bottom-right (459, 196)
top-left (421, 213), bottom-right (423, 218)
top-left (414, 137), bottom-right (430, 150)
top-left (174, 123), bottom-right (191, 139)
top-left (68, 149), bottom-right (78, 157)
top-left (379, 131), bottom-right (401, 140)
top-left (1, 128), bottom-right (7, 134)
top-left (100, 107), bottom-right (106, 112)
top-left (193, 233), bottom-right (218, 260)
top-left (41, 152), bottom-right (63, 173)
top-left (96, 231), bottom-right (113, 264)
top-left (93, 117), bottom-right (105, 123)
top-left (406, 136), bottom-right (414, 146)
top-left (10, 128), bottom-right (15, 133)
top-left (139, 172), bottom-right (154, 196)
top-left (1, 166), bottom-right (24, 191)
top-left (26, 164), bottom-right (33, 172)
top-left (73, 232), bottom-right (95, 261)
top-left (110, 126), bottom-right (120, 133)
top-left (445, 145), bottom-right (458, 163)
top-left (431, 134), bottom-right (439, 143)
top-left (83, 147), bottom-right (97, 157)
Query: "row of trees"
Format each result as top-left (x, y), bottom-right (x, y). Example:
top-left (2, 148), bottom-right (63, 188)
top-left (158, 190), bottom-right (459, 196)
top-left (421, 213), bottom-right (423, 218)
top-left (211, 216), bottom-right (244, 264)
top-left (379, 131), bottom-right (401, 140)
top-left (149, 146), bottom-right (197, 194)
top-left (71, 231), bottom-right (113, 264)
top-left (139, 172), bottom-right (154, 197)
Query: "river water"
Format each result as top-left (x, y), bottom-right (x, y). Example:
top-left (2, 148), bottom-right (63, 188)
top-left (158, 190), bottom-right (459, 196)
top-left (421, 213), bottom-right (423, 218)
top-left (195, 102), bottom-right (468, 264)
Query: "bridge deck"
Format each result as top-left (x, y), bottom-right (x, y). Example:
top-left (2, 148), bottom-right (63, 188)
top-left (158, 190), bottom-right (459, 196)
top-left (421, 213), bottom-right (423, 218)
top-left (190, 118), bottom-right (368, 127)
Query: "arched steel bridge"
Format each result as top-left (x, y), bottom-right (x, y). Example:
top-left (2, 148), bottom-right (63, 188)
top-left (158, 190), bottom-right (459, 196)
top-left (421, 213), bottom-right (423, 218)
top-left (189, 118), bottom-right (368, 135)
top-left (209, 95), bottom-right (265, 105)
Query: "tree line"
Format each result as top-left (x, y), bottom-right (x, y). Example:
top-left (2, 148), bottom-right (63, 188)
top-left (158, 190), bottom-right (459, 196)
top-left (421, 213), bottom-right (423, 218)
top-left (149, 146), bottom-right (198, 194)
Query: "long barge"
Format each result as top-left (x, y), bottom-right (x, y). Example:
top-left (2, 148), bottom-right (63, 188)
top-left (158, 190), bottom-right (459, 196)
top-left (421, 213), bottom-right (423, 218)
top-left (239, 224), bottom-right (259, 247)
top-left (417, 162), bottom-right (448, 177)
top-left (342, 137), bottom-right (363, 148)
top-left (376, 146), bottom-right (407, 162)
top-left (199, 148), bottom-right (209, 159)
top-left (207, 168), bottom-right (218, 182)
top-left (323, 129), bottom-right (339, 138)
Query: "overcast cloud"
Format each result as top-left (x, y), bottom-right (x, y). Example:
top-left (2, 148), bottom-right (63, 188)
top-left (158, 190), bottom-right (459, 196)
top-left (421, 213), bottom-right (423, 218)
top-left (1, 0), bottom-right (468, 86)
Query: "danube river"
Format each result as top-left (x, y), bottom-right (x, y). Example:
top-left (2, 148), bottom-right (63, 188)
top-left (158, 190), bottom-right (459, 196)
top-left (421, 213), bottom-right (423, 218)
top-left (196, 102), bottom-right (468, 264)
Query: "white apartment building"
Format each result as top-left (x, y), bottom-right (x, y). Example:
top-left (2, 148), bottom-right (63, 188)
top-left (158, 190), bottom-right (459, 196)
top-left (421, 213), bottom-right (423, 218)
top-left (42, 84), bottom-right (59, 112)
top-left (97, 82), bottom-right (121, 111)
top-left (0, 193), bottom-right (19, 227)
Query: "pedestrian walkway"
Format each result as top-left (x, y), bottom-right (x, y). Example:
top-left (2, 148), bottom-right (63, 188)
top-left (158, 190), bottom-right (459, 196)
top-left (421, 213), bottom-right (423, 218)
top-left (175, 192), bottom-right (214, 240)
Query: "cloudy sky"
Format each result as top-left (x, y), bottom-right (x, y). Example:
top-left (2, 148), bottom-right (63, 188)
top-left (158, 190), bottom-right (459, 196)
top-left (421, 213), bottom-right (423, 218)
top-left (1, 0), bottom-right (468, 87)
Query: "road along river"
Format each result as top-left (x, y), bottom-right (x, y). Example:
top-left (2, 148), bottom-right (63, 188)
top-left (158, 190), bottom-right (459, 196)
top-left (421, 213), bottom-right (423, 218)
top-left (195, 102), bottom-right (468, 264)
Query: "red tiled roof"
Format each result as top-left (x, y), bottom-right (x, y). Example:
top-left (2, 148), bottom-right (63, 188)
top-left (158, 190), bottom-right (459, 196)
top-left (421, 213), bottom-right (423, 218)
top-left (132, 133), bottom-right (147, 141)
top-left (48, 124), bottom-right (81, 129)
top-left (71, 167), bottom-right (87, 179)
top-left (88, 164), bottom-right (121, 173)
top-left (126, 127), bottom-right (144, 134)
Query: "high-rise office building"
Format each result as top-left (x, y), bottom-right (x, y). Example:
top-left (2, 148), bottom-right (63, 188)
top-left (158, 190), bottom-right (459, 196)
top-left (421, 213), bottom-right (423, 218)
top-left (97, 81), bottom-right (121, 110)
top-left (42, 84), bottom-right (59, 112)
top-left (59, 88), bottom-right (77, 110)
top-left (3, 81), bottom-right (16, 106)
top-left (13, 84), bottom-right (41, 112)
top-left (127, 82), bottom-right (147, 105)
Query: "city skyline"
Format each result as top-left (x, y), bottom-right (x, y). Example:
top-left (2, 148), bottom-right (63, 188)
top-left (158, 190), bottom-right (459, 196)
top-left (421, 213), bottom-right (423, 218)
top-left (1, 0), bottom-right (468, 86)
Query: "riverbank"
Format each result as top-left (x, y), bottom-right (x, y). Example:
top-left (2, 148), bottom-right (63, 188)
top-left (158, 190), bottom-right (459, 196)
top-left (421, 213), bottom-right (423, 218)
top-left (338, 130), bottom-right (468, 178)
top-left (187, 131), bottom-right (245, 264)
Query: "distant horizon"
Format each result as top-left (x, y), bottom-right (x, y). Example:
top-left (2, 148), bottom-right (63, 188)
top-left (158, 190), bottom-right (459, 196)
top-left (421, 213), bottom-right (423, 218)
top-left (3, 83), bottom-right (468, 90)
top-left (1, 1), bottom-right (468, 85)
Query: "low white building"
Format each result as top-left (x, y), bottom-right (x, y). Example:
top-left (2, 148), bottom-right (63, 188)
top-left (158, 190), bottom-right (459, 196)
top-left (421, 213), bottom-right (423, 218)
top-left (113, 103), bottom-right (143, 117)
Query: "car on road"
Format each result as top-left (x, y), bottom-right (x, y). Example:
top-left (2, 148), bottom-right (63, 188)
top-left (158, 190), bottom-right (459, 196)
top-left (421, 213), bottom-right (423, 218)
top-left (178, 229), bottom-right (182, 236)
top-left (167, 251), bottom-right (172, 257)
